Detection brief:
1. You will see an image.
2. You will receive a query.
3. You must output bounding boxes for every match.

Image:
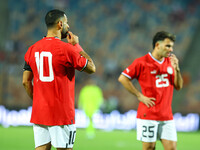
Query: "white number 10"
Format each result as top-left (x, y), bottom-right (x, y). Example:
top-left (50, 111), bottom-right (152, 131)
top-left (35, 52), bottom-right (54, 82)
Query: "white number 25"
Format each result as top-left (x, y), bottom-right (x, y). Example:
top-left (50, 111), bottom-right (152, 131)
top-left (155, 74), bottom-right (169, 88)
top-left (35, 52), bottom-right (54, 82)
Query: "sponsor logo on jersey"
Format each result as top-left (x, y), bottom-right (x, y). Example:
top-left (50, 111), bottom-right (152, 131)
top-left (150, 70), bottom-right (157, 74)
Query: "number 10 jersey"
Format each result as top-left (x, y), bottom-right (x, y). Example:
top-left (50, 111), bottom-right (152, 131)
top-left (24, 37), bottom-right (88, 126)
top-left (122, 52), bottom-right (175, 121)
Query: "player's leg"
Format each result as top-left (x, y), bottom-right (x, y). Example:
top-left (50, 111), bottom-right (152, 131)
top-left (142, 142), bottom-right (156, 150)
top-left (137, 119), bottom-right (158, 150)
top-left (86, 116), bottom-right (95, 138)
top-left (161, 139), bottom-right (176, 150)
top-left (159, 120), bottom-right (177, 150)
top-left (33, 124), bottom-right (51, 150)
top-left (35, 142), bottom-right (51, 150)
top-left (49, 124), bottom-right (76, 149)
top-left (85, 109), bottom-right (95, 138)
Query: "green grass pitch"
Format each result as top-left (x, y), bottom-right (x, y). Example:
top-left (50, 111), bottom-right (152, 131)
top-left (0, 126), bottom-right (199, 150)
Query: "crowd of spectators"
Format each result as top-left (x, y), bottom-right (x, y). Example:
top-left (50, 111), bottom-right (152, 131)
top-left (0, 0), bottom-right (199, 113)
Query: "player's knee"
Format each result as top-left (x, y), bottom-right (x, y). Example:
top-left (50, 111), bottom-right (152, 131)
top-left (143, 143), bottom-right (156, 150)
top-left (146, 146), bottom-right (155, 150)
top-left (162, 140), bottom-right (176, 150)
top-left (166, 147), bottom-right (176, 150)
top-left (167, 145), bottom-right (176, 150)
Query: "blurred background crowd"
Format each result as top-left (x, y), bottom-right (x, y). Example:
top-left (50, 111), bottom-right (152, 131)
top-left (0, 0), bottom-right (200, 114)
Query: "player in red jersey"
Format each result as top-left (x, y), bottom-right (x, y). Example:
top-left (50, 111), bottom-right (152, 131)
top-left (22, 9), bottom-right (95, 150)
top-left (118, 31), bottom-right (183, 150)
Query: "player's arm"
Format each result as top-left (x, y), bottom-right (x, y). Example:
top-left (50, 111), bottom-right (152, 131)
top-left (79, 50), bottom-right (96, 74)
top-left (170, 54), bottom-right (183, 90)
top-left (118, 74), bottom-right (155, 108)
top-left (22, 70), bottom-right (33, 99)
top-left (174, 67), bottom-right (183, 90)
top-left (67, 31), bottom-right (96, 74)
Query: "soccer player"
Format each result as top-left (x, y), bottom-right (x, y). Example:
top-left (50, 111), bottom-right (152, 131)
top-left (78, 79), bottom-right (103, 138)
top-left (118, 31), bottom-right (183, 150)
top-left (22, 9), bottom-right (95, 150)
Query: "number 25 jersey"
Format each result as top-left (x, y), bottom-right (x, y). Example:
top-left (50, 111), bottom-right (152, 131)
top-left (122, 52), bottom-right (175, 121)
top-left (24, 37), bottom-right (88, 125)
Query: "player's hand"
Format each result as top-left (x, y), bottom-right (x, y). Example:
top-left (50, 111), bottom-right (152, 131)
top-left (137, 94), bottom-right (156, 108)
top-left (170, 54), bottom-right (180, 71)
top-left (67, 31), bottom-right (79, 45)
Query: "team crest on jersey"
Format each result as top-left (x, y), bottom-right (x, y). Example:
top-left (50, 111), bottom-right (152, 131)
top-left (167, 67), bottom-right (173, 75)
top-left (150, 70), bottom-right (157, 74)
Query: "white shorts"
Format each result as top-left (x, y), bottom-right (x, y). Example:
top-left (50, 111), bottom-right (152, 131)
top-left (33, 124), bottom-right (76, 148)
top-left (137, 119), bottom-right (177, 142)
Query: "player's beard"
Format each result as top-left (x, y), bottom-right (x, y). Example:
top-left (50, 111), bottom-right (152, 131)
top-left (61, 25), bottom-right (68, 39)
top-left (165, 51), bottom-right (171, 57)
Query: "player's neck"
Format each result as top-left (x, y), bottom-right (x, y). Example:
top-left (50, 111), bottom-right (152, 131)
top-left (46, 29), bottom-right (61, 39)
top-left (152, 50), bottom-right (164, 62)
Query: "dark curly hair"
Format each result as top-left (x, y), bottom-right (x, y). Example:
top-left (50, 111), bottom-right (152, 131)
top-left (152, 31), bottom-right (176, 49)
top-left (45, 9), bottom-right (65, 28)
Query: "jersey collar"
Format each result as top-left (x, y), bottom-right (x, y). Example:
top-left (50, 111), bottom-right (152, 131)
top-left (43, 36), bottom-right (60, 40)
top-left (148, 52), bottom-right (165, 64)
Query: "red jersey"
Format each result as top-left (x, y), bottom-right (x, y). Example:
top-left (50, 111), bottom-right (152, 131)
top-left (24, 37), bottom-right (88, 125)
top-left (122, 52), bottom-right (175, 121)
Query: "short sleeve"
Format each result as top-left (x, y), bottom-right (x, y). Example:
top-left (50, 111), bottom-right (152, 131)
top-left (24, 45), bottom-right (33, 65)
top-left (64, 43), bottom-right (88, 71)
top-left (23, 61), bottom-right (32, 71)
top-left (74, 44), bottom-right (84, 53)
top-left (121, 59), bottom-right (141, 80)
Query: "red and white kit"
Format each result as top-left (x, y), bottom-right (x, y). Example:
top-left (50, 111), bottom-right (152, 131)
top-left (122, 52), bottom-right (175, 121)
top-left (24, 37), bottom-right (88, 126)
